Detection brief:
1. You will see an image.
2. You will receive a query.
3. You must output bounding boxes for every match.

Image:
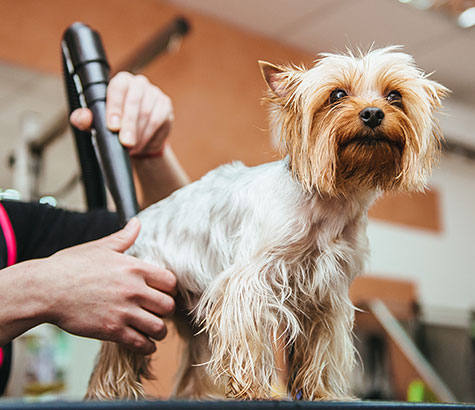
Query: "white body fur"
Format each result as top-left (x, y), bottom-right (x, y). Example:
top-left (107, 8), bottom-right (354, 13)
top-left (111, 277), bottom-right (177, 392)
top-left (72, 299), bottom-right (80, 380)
top-left (135, 159), bottom-right (372, 300)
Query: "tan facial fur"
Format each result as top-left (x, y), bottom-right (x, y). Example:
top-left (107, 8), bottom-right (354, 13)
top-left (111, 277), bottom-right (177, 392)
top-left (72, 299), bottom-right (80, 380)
top-left (260, 46), bottom-right (449, 196)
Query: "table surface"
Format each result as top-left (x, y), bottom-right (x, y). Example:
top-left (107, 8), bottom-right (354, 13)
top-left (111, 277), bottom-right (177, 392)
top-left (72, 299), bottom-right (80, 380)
top-left (0, 400), bottom-right (473, 410)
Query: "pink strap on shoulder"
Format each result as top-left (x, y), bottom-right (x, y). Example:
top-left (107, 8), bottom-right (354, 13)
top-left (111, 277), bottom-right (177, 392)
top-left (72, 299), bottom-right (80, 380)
top-left (0, 203), bottom-right (17, 266)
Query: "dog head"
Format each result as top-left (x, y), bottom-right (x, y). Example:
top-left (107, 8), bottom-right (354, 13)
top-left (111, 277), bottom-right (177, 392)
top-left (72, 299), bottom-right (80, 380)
top-left (260, 46), bottom-right (449, 196)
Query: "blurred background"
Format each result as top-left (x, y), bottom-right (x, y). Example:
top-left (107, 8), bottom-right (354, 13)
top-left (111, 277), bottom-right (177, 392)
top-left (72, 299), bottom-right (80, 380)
top-left (0, 0), bottom-right (473, 404)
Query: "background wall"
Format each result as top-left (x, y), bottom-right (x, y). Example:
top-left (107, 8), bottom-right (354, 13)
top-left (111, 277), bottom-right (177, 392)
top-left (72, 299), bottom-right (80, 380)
top-left (368, 154), bottom-right (475, 326)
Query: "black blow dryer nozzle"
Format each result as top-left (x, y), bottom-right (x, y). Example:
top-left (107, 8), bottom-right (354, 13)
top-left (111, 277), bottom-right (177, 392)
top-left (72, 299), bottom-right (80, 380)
top-left (62, 22), bottom-right (139, 226)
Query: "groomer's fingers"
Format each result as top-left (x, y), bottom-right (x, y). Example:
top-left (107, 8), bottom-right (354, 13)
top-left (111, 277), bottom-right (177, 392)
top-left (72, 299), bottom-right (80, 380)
top-left (143, 267), bottom-right (177, 297)
top-left (118, 75), bottom-right (149, 147)
top-left (106, 71), bottom-right (133, 132)
top-left (95, 217), bottom-right (141, 253)
top-left (132, 93), bottom-right (173, 156)
top-left (128, 310), bottom-right (168, 342)
top-left (70, 108), bottom-right (93, 131)
top-left (118, 326), bottom-right (156, 355)
top-left (140, 288), bottom-right (176, 317)
top-left (136, 85), bottom-right (160, 142)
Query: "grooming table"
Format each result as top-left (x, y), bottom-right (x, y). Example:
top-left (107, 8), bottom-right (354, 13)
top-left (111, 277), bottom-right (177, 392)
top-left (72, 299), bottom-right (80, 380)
top-left (0, 401), bottom-right (472, 410)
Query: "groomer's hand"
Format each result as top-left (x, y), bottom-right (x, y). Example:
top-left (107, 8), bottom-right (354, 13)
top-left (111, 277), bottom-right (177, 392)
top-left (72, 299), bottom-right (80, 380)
top-left (37, 218), bottom-right (176, 354)
top-left (70, 72), bottom-right (173, 156)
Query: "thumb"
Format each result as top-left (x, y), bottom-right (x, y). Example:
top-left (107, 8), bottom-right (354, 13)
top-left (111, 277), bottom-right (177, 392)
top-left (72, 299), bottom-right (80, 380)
top-left (70, 108), bottom-right (93, 131)
top-left (98, 217), bottom-right (141, 253)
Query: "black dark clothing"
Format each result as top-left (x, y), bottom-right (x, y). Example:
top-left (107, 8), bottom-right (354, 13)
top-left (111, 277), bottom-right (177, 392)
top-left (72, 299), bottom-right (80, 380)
top-left (1, 200), bottom-right (120, 262)
top-left (0, 200), bottom-right (120, 395)
top-left (0, 342), bottom-right (11, 397)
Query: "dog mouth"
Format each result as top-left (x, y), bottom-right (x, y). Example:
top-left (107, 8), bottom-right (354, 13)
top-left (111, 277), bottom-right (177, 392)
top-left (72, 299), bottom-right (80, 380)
top-left (339, 134), bottom-right (404, 153)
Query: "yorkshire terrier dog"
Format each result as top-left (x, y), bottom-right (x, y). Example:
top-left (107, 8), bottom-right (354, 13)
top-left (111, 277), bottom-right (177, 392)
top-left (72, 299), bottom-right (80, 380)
top-left (86, 46), bottom-right (447, 401)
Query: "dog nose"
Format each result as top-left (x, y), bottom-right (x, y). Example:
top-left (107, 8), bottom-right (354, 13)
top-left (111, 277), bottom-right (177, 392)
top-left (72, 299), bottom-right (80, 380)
top-left (359, 107), bottom-right (384, 129)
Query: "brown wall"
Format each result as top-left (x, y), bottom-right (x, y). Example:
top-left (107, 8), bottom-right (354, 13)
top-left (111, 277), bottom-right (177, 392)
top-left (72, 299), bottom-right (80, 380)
top-left (369, 189), bottom-right (442, 232)
top-left (0, 0), bottom-right (314, 179)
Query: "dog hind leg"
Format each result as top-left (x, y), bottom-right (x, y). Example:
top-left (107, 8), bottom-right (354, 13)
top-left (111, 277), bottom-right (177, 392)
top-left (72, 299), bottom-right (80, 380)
top-left (85, 342), bottom-right (150, 400)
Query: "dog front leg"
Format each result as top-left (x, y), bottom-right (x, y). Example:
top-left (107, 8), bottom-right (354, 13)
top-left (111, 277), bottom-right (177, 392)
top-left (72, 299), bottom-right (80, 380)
top-left (288, 292), bottom-right (356, 400)
top-left (85, 342), bottom-right (151, 400)
top-left (196, 262), bottom-right (297, 399)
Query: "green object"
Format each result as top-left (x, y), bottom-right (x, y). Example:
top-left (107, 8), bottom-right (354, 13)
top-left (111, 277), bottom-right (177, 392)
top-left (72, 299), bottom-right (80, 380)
top-left (407, 379), bottom-right (438, 403)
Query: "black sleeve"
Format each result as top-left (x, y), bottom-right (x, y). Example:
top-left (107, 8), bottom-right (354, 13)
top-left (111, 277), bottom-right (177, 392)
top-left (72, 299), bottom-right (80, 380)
top-left (1, 200), bottom-right (120, 262)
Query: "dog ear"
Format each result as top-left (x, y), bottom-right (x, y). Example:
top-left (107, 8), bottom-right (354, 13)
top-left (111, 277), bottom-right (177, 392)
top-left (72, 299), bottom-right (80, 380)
top-left (259, 61), bottom-right (291, 98)
top-left (423, 78), bottom-right (450, 109)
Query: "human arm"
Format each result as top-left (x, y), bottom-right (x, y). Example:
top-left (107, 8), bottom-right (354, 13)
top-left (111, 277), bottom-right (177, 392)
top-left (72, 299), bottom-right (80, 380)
top-left (0, 218), bottom-right (175, 354)
top-left (0, 72), bottom-right (187, 350)
top-left (70, 72), bottom-right (189, 208)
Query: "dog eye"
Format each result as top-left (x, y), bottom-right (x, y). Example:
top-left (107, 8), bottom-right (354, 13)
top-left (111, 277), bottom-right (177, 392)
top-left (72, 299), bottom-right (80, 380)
top-left (386, 90), bottom-right (403, 107)
top-left (329, 89), bottom-right (348, 104)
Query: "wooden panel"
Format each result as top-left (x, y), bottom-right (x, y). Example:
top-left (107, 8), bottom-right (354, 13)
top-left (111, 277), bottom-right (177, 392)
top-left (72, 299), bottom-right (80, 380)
top-left (369, 189), bottom-right (442, 232)
top-left (351, 275), bottom-right (418, 321)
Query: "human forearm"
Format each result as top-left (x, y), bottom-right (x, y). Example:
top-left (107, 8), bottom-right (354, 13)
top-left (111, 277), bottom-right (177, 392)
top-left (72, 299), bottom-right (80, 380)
top-left (132, 144), bottom-right (190, 208)
top-left (0, 260), bottom-right (50, 345)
